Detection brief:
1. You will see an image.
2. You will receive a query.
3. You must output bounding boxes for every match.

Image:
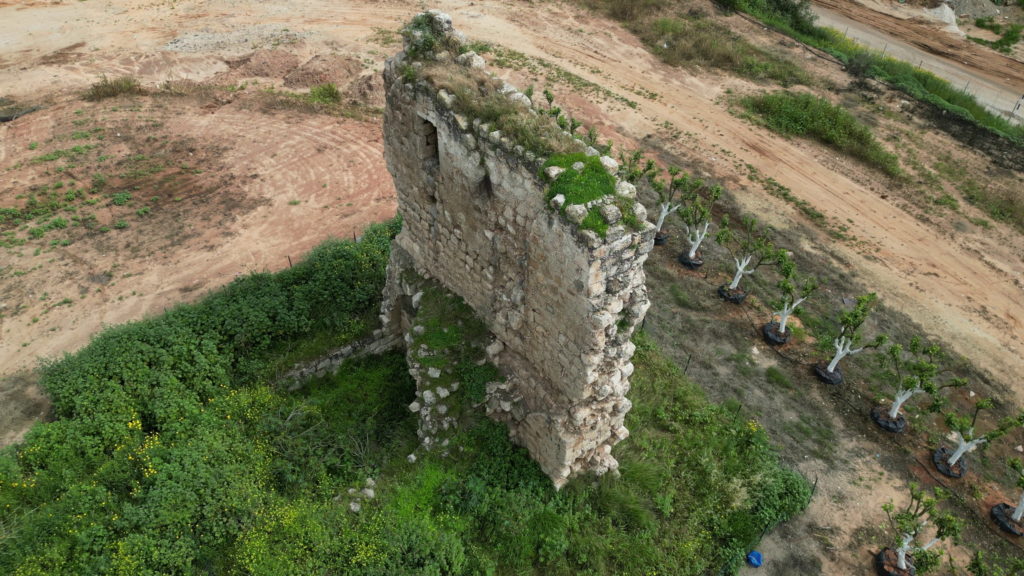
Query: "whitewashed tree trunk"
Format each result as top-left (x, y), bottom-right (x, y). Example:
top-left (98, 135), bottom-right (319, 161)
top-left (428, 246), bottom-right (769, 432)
top-left (685, 221), bottom-right (711, 259)
top-left (1012, 490), bottom-right (1024, 523)
top-left (896, 533), bottom-right (914, 571)
top-left (947, 431), bottom-right (986, 466)
top-left (826, 335), bottom-right (864, 373)
top-left (728, 255), bottom-right (754, 290)
top-left (655, 202), bottom-right (680, 232)
top-left (775, 296), bottom-right (807, 334)
top-left (888, 388), bottom-right (921, 419)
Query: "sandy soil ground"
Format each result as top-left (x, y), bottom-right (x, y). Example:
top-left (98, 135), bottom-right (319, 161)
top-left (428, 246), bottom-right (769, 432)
top-left (2, 0), bottom-right (1024, 572)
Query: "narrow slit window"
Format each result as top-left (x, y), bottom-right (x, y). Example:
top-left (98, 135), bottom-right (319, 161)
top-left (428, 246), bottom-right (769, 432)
top-left (478, 174), bottom-right (493, 197)
top-left (421, 117), bottom-right (439, 167)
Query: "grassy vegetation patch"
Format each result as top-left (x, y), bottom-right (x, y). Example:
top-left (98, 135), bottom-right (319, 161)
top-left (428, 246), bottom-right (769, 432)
top-left (83, 76), bottom-right (145, 102)
top-left (764, 366), bottom-right (793, 389)
top-left (642, 15), bottom-right (812, 86)
top-left (586, 0), bottom-right (1024, 146)
top-left (32, 145), bottom-right (95, 163)
top-left (4, 126), bottom-right (208, 247)
top-left (405, 278), bottom-right (498, 407)
top-left (970, 18), bottom-right (1023, 53)
top-left (402, 12), bottom-right (463, 60)
top-left (585, 1), bottom-right (812, 87)
top-left (742, 91), bottom-right (902, 177)
top-left (579, 208), bottom-right (609, 237)
top-left (256, 86), bottom-right (376, 120)
top-left (543, 153), bottom-right (616, 205)
top-left (543, 153), bottom-right (620, 237)
top-left (933, 153), bottom-right (1024, 229)
top-left (616, 195), bottom-right (643, 232)
top-left (0, 217), bottom-right (809, 575)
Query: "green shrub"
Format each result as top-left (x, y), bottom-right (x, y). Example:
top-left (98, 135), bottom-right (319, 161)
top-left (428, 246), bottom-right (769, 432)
top-left (402, 13), bottom-right (462, 60)
top-left (308, 83), bottom-right (341, 104)
top-left (84, 76), bottom-right (144, 101)
top-left (742, 91), bottom-right (902, 177)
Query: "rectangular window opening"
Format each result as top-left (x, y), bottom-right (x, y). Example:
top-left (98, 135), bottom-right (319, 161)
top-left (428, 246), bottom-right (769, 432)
top-left (421, 117), bottom-right (439, 168)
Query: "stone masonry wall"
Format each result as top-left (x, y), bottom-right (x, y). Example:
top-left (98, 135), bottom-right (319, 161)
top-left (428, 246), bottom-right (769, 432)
top-left (378, 11), bottom-right (655, 488)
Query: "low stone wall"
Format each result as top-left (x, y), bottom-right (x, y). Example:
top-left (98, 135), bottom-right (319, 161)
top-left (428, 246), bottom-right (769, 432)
top-left (277, 331), bottom-right (402, 390)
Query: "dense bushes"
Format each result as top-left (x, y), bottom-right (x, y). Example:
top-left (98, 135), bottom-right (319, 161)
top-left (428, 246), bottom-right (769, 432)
top-left (0, 215), bottom-right (809, 574)
top-left (0, 218), bottom-right (400, 575)
top-left (742, 91), bottom-right (902, 177)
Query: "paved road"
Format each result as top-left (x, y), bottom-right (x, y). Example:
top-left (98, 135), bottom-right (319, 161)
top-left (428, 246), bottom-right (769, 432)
top-left (811, 4), bottom-right (1024, 123)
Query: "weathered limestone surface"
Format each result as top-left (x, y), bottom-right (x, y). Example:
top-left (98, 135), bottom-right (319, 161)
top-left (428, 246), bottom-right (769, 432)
top-left (379, 11), bottom-right (654, 487)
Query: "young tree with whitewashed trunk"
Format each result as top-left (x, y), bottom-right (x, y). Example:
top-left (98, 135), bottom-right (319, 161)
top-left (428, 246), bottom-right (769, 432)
top-left (878, 483), bottom-right (961, 576)
top-left (676, 181), bottom-right (721, 269)
top-left (991, 458), bottom-right (1024, 536)
top-left (872, 337), bottom-right (965, 433)
top-left (934, 398), bottom-right (1023, 479)
top-left (815, 292), bottom-right (884, 385)
top-left (713, 214), bottom-right (785, 303)
top-left (763, 254), bottom-right (817, 345)
top-left (651, 167), bottom-right (683, 240)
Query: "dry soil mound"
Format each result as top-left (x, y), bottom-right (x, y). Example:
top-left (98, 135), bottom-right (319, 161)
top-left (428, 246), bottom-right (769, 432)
top-left (283, 54), bottom-right (364, 88)
top-left (229, 49), bottom-right (302, 79)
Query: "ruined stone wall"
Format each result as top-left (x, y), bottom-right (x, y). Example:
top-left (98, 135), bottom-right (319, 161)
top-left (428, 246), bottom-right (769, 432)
top-left (378, 12), bottom-right (654, 487)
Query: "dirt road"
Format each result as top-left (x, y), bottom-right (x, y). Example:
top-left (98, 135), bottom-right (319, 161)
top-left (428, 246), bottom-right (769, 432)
top-left (811, 0), bottom-right (1024, 120)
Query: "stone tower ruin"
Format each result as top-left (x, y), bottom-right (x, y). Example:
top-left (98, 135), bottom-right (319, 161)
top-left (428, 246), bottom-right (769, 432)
top-left (378, 11), bottom-right (654, 488)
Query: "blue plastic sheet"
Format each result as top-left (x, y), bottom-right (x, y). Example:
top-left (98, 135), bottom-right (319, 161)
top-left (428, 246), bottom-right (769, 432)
top-left (746, 550), bottom-right (763, 567)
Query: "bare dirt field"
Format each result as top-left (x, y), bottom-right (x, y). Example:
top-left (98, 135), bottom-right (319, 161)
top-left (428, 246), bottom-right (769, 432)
top-left (2, 0), bottom-right (1024, 573)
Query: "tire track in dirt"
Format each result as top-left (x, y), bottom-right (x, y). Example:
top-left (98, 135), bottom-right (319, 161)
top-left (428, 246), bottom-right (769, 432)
top-left (0, 98), bottom-right (394, 377)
